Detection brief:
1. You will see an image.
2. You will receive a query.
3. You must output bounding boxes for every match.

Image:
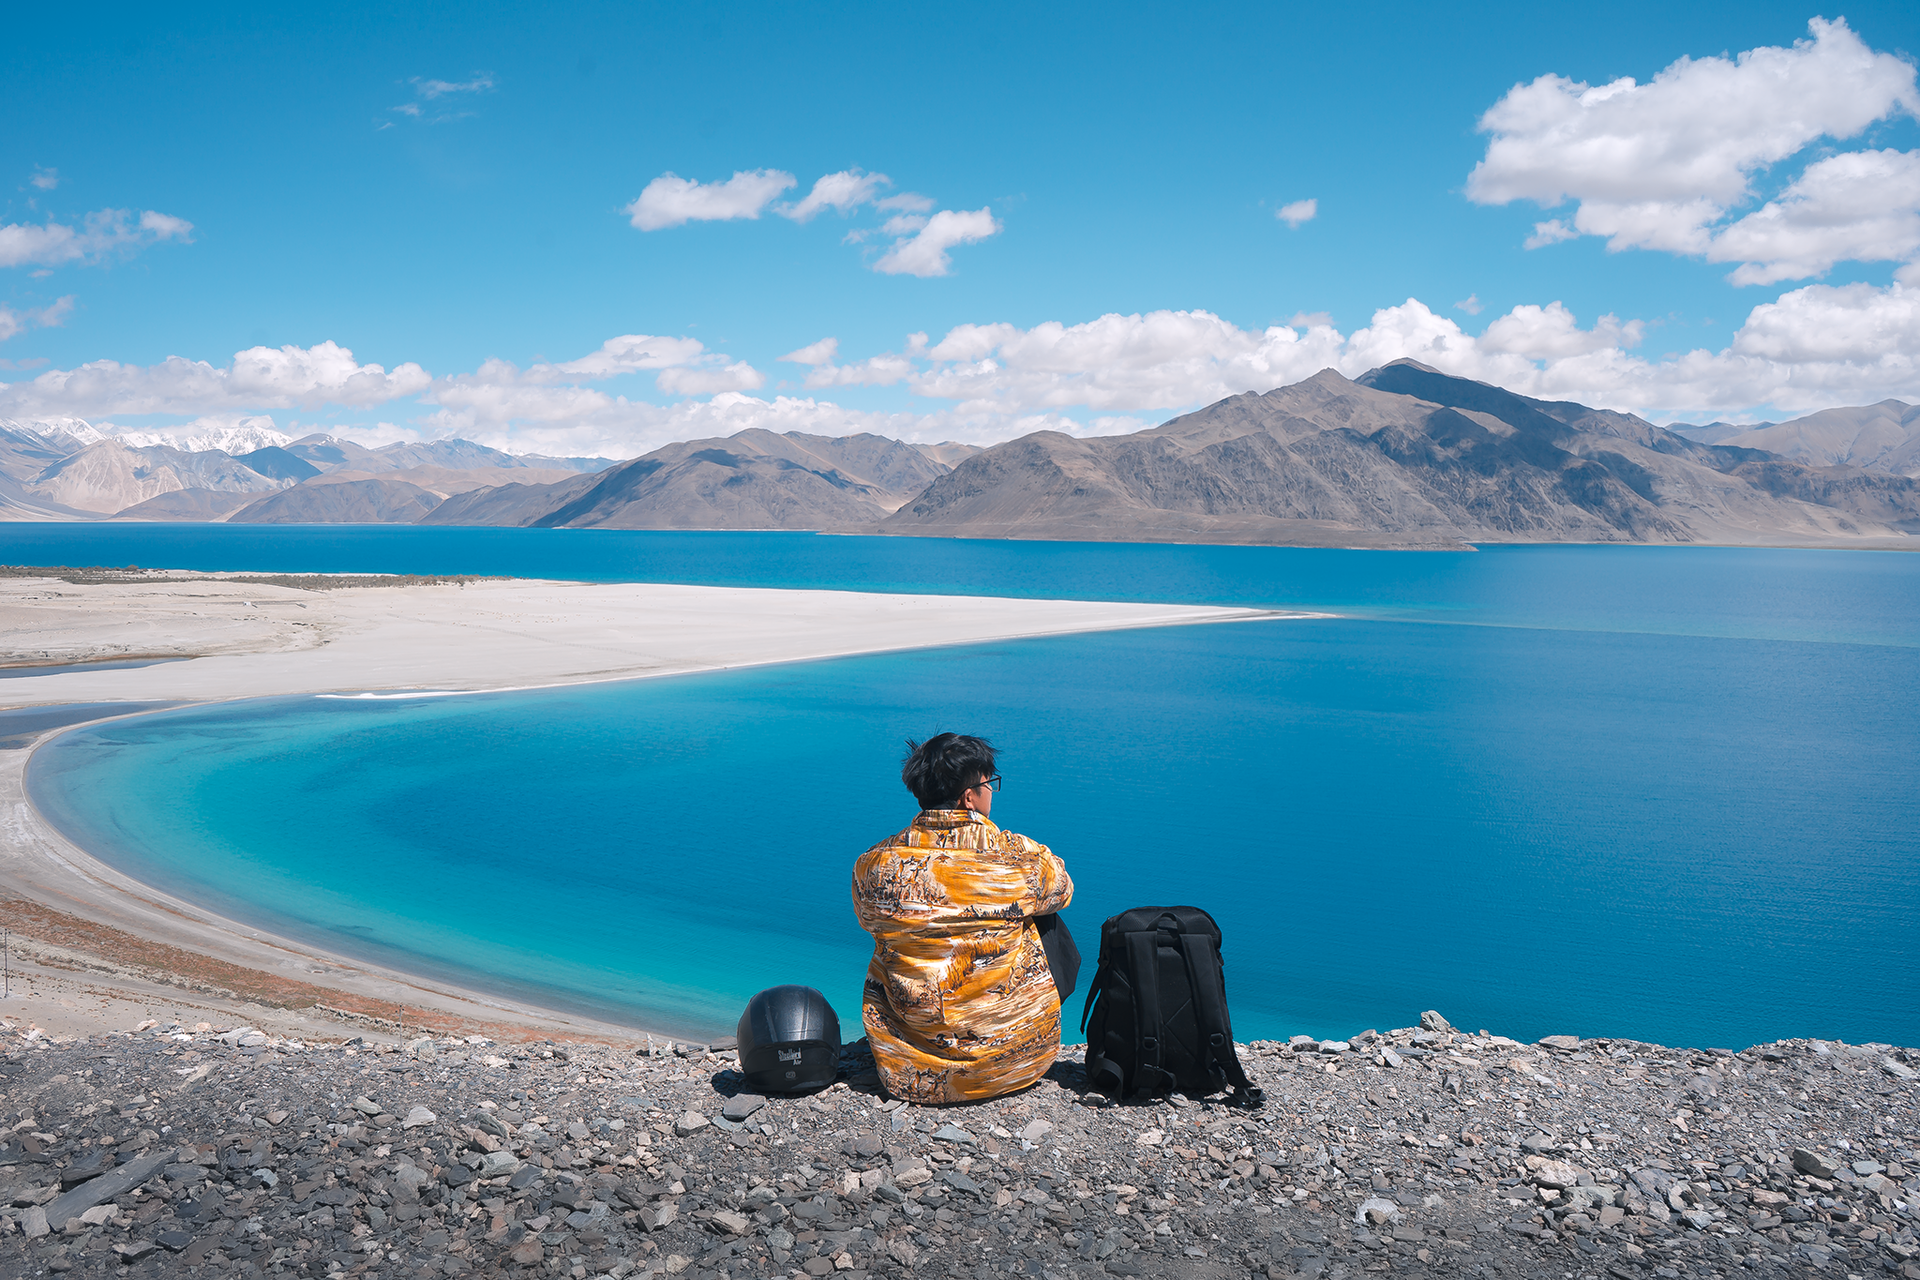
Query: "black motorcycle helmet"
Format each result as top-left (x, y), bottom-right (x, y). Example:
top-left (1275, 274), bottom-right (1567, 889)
top-left (736, 985), bottom-right (841, 1094)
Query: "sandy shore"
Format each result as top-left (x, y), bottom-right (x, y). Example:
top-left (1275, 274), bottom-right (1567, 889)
top-left (0, 574), bottom-right (1280, 704)
top-left (0, 573), bottom-right (1297, 1047)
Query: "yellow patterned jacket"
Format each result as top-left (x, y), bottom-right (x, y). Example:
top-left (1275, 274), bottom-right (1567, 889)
top-left (851, 808), bottom-right (1074, 1104)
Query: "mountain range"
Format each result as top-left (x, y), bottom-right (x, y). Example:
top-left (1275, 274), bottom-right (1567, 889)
top-left (2, 365), bottom-right (1916, 547)
top-left (874, 363), bottom-right (1920, 547)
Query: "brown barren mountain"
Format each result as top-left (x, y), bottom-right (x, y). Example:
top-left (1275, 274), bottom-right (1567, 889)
top-left (877, 362), bottom-right (1920, 547)
top-left (1705, 399), bottom-right (1920, 476)
top-left (424, 429), bottom-right (970, 529)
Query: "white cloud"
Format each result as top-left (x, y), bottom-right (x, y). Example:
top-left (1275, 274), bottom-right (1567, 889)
top-left (625, 170), bottom-right (797, 231)
top-left (880, 213), bottom-right (929, 235)
top-left (519, 334), bottom-right (709, 383)
top-left (12, 280), bottom-right (1918, 460)
top-left (1276, 198), bottom-right (1317, 227)
top-left (413, 74), bottom-right (495, 99)
top-left (388, 74), bottom-right (496, 124)
top-left (0, 295), bottom-right (73, 342)
top-left (789, 285), bottom-right (1920, 423)
top-left (1469, 17), bottom-right (1920, 280)
top-left (1524, 219), bottom-right (1579, 249)
top-left (1454, 294), bottom-right (1484, 315)
top-left (1479, 301), bottom-right (1643, 359)
top-left (873, 207), bottom-right (1001, 277)
top-left (796, 353), bottom-right (914, 389)
top-left (876, 192), bottom-right (935, 213)
top-left (1708, 149), bottom-right (1920, 285)
top-left (0, 208), bottom-right (194, 269)
top-left (30, 168), bottom-right (58, 191)
top-left (429, 334), bottom-right (759, 415)
top-left (655, 361), bottom-right (766, 395)
top-left (779, 338), bottom-right (839, 365)
top-left (780, 169), bottom-right (890, 221)
top-left (0, 341), bottom-right (430, 417)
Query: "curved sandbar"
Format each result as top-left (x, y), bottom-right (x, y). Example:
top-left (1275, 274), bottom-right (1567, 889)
top-left (0, 574), bottom-right (1310, 1042)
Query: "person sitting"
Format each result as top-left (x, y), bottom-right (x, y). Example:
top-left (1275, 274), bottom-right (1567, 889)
top-left (851, 733), bottom-right (1074, 1104)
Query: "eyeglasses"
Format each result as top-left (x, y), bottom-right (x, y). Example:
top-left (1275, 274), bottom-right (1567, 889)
top-left (970, 774), bottom-right (1003, 792)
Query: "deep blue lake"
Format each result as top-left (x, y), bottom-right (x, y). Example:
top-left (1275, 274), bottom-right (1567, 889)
top-left (14, 526), bottom-right (1920, 1050)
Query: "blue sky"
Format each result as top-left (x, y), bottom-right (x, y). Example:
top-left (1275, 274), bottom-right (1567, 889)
top-left (4, 2), bottom-right (1918, 455)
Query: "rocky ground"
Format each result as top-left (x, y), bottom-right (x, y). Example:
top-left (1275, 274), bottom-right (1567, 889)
top-left (0, 1012), bottom-right (1915, 1280)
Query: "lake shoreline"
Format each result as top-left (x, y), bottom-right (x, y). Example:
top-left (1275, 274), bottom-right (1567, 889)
top-left (0, 574), bottom-right (1294, 1046)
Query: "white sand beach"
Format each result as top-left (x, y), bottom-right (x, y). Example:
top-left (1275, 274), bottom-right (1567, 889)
top-left (0, 573), bottom-right (1299, 1045)
top-left (0, 574), bottom-right (1281, 704)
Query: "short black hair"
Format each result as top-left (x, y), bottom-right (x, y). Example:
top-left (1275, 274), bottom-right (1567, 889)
top-left (901, 733), bottom-right (996, 810)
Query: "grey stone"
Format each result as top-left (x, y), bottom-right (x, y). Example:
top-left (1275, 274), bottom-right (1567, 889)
top-left (58, 1148), bottom-right (115, 1187)
top-left (43, 1150), bottom-right (173, 1229)
top-left (1537, 1035), bottom-right (1582, 1051)
top-left (932, 1123), bottom-right (976, 1146)
top-left (1017, 1119), bottom-right (1053, 1143)
top-left (401, 1105), bottom-right (437, 1129)
top-left (941, 1168), bottom-right (983, 1196)
top-left (1354, 1196), bottom-right (1399, 1226)
top-left (477, 1150), bottom-right (521, 1176)
top-left (1792, 1147), bottom-right (1838, 1179)
top-left (1523, 1156), bottom-right (1585, 1188)
top-left (1883, 1058), bottom-right (1918, 1081)
top-left (673, 1110), bottom-right (710, 1137)
top-left (21, 1205), bottom-right (47, 1238)
top-left (722, 1094), bottom-right (766, 1122)
top-left (1418, 1011), bottom-right (1452, 1032)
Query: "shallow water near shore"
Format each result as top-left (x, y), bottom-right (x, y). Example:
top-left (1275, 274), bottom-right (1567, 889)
top-left (22, 536), bottom-right (1920, 1050)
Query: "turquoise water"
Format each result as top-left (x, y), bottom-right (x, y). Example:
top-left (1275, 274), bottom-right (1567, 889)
top-left (21, 535), bottom-right (1920, 1051)
top-left (5, 522), bottom-right (1918, 645)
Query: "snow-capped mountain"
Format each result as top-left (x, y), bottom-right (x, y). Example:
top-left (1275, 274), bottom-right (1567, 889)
top-left (0, 417), bottom-right (108, 450)
top-left (107, 416), bottom-right (294, 454)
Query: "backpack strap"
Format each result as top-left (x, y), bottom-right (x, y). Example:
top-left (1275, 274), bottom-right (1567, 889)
top-left (1125, 930), bottom-right (1171, 1095)
top-left (1077, 969), bottom-right (1101, 1034)
top-left (1176, 931), bottom-right (1265, 1108)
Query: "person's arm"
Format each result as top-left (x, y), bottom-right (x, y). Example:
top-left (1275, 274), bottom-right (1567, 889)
top-left (1025, 838), bottom-right (1072, 917)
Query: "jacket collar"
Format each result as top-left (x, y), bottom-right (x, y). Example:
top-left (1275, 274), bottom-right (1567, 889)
top-left (913, 808), bottom-right (995, 832)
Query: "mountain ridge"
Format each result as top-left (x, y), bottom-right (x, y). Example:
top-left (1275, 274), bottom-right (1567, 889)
top-left (877, 363), bottom-right (1920, 547)
top-left (2, 374), bottom-right (1916, 546)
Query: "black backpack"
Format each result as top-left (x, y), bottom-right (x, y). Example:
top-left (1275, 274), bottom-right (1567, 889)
top-left (1079, 906), bottom-right (1264, 1107)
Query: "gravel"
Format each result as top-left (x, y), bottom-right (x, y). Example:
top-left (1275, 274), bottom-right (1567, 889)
top-left (0, 1016), bottom-right (1914, 1279)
